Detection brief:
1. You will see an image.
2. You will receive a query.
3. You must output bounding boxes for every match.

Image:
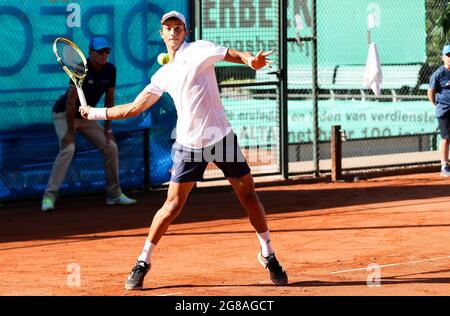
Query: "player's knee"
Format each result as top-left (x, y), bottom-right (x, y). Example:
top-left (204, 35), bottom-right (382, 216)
top-left (163, 199), bottom-right (183, 219)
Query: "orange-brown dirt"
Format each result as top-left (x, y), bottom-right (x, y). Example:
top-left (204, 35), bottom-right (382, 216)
top-left (1, 172), bottom-right (450, 296)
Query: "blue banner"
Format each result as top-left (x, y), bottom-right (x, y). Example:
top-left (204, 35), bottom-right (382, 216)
top-left (0, 0), bottom-right (189, 200)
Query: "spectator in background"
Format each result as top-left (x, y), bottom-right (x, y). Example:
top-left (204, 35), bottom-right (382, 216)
top-left (428, 44), bottom-right (450, 177)
top-left (41, 37), bottom-right (137, 211)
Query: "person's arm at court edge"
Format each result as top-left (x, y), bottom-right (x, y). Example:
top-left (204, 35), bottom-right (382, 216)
top-left (428, 88), bottom-right (436, 107)
top-left (61, 86), bottom-right (78, 147)
top-left (224, 49), bottom-right (274, 70)
top-left (79, 89), bottom-right (161, 121)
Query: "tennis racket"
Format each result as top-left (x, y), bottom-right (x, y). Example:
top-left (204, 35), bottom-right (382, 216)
top-left (53, 37), bottom-right (88, 107)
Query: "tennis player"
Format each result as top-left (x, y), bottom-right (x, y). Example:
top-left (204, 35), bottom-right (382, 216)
top-left (80, 11), bottom-right (288, 289)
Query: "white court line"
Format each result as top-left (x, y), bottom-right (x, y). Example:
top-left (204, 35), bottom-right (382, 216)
top-left (158, 292), bottom-right (185, 296)
top-left (157, 286), bottom-right (234, 296)
top-left (330, 255), bottom-right (450, 274)
top-left (156, 286), bottom-right (234, 296)
top-left (155, 278), bottom-right (306, 296)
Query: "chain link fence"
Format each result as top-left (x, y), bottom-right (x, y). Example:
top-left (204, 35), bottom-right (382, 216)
top-left (202, 0), bottom-right (447, 179)
top-left (1, 0), bottom-right (449, 201)
top-left (286, 0), bottom-right (444, 175)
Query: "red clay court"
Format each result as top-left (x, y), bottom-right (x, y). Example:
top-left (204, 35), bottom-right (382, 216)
top-left (1, 171), bottom-right (450, 296)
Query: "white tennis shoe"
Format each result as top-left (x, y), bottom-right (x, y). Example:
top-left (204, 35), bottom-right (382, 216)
top-left (440, 166), bottom-right (450, 177)
top-left (106, 193), bottom-right (137, 205)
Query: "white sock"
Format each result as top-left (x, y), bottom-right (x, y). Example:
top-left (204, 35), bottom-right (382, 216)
top-left (137, 239), bottom-right (156, 264)
top-left (256, 231), bottom-right (274, 257)
top-left (442, 162), bottom-right (448, 169)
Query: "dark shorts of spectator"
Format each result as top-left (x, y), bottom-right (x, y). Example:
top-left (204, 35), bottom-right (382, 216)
top-left (438, 113), bottom-right (450, 140)
top-left (170, 132), bottom-right (251, 183)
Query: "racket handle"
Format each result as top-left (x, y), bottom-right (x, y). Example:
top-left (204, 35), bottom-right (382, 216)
top-left (76, 86), bottom-right (87, 107)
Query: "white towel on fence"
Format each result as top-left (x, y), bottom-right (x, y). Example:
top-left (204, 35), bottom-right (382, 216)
top-left (364, 42), bottom-right (382, 96)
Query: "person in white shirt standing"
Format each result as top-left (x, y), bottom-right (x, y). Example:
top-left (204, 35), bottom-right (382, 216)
top-left (80, 10), bottom-right (288, 290)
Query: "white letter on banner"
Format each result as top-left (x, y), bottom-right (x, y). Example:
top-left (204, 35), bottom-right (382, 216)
top-left (67, 3), bottom-right (81, 28)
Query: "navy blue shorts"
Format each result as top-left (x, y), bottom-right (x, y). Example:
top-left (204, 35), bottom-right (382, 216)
top-left (170, 132), bottom-right (251, 183)
top-left (438, 113), bottom-right (450, 139)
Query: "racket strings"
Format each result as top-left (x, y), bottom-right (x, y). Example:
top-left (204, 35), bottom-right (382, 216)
top-left (57, 42), bottom-right (86, 77)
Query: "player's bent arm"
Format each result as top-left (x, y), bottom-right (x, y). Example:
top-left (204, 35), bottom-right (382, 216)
top-left (427, 88), bottom-right (436, 106)
top-left (106, 90), bottom-right (160, 120)
top-left (224, 49), bottom-right (253, 66)
top-left (79, 90), bottom-right (160, 120)
top-left (224, 48), bottom-right (274, 70)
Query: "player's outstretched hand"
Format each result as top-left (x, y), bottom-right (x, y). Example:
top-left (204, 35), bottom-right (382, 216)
top-left (250, 50), bottom-right (274, 70)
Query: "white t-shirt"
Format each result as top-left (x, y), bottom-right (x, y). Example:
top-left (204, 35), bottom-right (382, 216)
top-left (145, 40), bottom-right (232, 149)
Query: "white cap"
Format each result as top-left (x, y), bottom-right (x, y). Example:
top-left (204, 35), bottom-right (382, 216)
top-left (161, 10), bottom-right (186, 25)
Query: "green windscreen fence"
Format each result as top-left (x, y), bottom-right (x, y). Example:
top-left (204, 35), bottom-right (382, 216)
top-left (202, 0), bottom-right (426, 68)
top-left (316, 0), bottom-right (426, 66)
top-left (286, 0), bottom-right (432, 174)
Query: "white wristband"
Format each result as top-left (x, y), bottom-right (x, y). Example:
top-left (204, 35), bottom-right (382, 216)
top-left (87, 107), bottom-right (107, 120)
top-left (247, 56), bottom-right (256, 69)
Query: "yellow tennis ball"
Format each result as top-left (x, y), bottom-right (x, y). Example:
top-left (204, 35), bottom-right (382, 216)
top-left (157, 53), bottom-right (170, 65)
